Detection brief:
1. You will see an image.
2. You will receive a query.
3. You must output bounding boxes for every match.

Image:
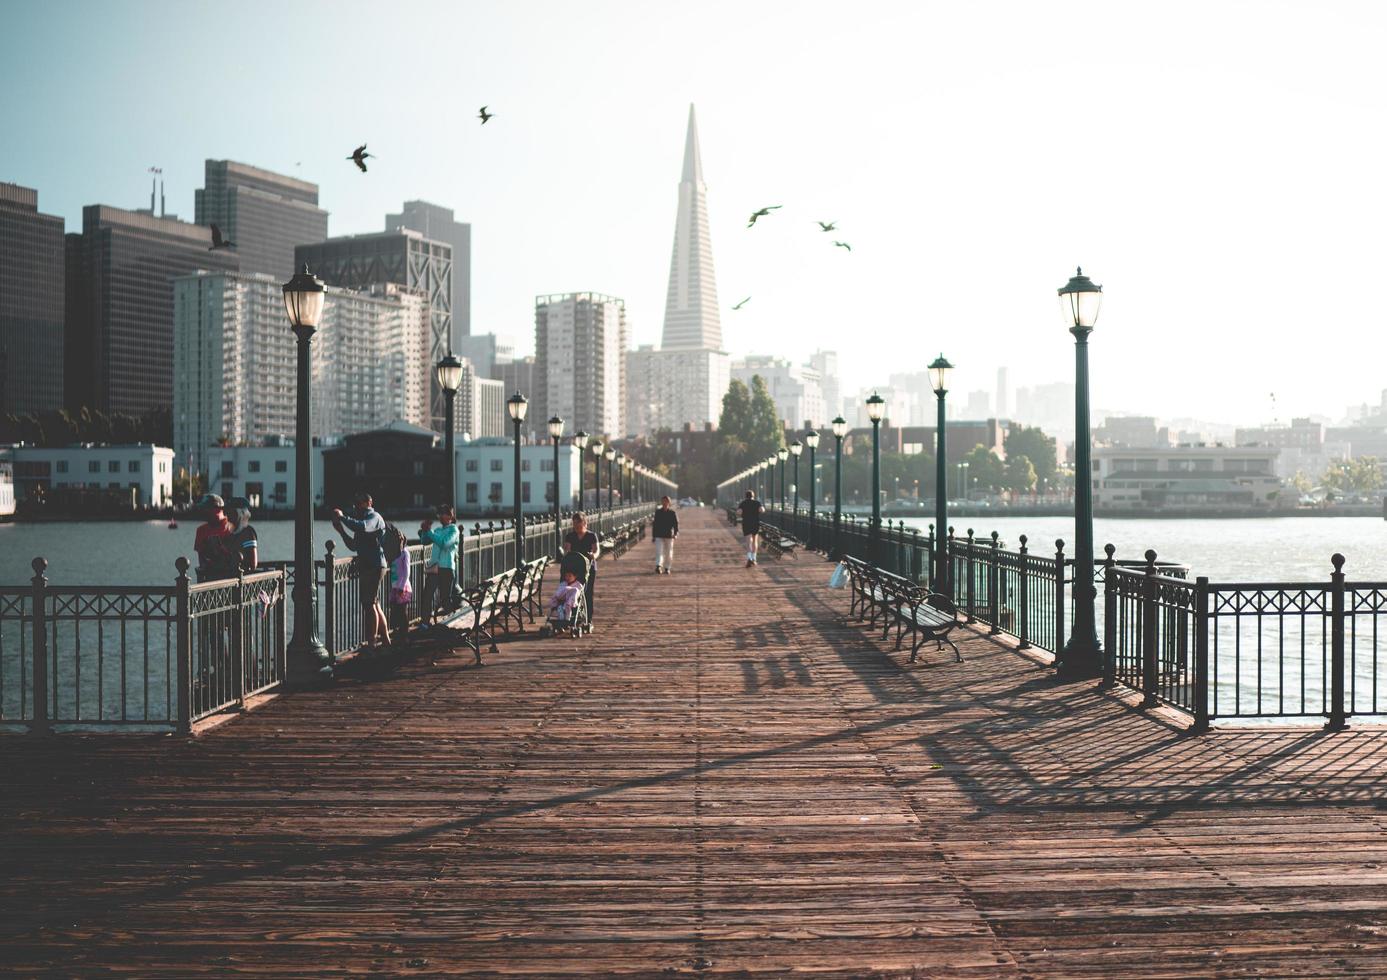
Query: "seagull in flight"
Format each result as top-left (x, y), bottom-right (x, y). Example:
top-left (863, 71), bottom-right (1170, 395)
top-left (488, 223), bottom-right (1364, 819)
top-left (732, 296), bottom-right (751, 310)
top-left (347, 144), bottom-right (372, 172)
top-left (747, 205), bottom-right (782, 228)
top-left (817, 221), bottom-right (836, 232)
top-left (479, 105), bottom-right (494, 125)
top-left (833, 240), bottom-right (852, 252)
top-left (208, 223), bottom-right (236, 251)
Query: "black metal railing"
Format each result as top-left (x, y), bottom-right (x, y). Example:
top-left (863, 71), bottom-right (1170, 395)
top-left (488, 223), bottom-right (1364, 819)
top-left (0, 502), bottom-right (655, 734)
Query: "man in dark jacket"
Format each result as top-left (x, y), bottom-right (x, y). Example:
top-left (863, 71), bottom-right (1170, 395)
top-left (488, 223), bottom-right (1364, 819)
top-left (652, 496), bottom-right (679, 574)
top-left (738, 490), bottom-right (764, 567)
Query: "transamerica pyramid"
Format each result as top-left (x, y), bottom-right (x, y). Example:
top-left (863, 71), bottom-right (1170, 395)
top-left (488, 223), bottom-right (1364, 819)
top-left (660, 104), bottom-right (722, 350)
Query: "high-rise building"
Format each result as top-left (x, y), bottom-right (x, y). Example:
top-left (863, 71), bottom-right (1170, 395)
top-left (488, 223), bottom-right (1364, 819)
top-left (732, 355), bottom-right (826, 429)
top-left (534, 292), bottom-right (626, 438)
top-left (496, 355), bottom-right (535, 409)
top-left (661, 105), bottom-right (721, 351)
top-left (194, 160), bottom-right (327, 280)
top-left (627, 347), bottom-right (730, 436)
top-left (996, 366), bottom-right (1009, 419)
top-left (386, 200), bottom-right (470, 344)
top-left (964, 390), bottom-right (991, 419)
top-left (0, 183), bottom-right (65, 414)
top-left (295, 229), bottom-right (452, 431)
top-left (624, 105), bottom-right (731, 435)
top-left (65, 204), bottom-right (238, 415)
top-left (808, 350), bottom-right (841, 422)
top-left (173, 271), bottom-right (429, 475)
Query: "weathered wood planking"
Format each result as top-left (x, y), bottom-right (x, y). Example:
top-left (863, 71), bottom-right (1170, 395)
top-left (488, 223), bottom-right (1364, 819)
top-left (2, 508), bottom-right (1387, 976)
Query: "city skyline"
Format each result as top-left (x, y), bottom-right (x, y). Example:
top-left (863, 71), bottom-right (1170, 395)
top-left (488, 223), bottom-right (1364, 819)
top-left (5, 1), bottom-right (1387, 427)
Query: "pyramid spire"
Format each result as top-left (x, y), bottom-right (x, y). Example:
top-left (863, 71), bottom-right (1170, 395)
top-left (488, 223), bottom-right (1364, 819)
top-left (682, 103), bottom-right (703, 184)
top-left (661, 103), bottom-right (721, 351)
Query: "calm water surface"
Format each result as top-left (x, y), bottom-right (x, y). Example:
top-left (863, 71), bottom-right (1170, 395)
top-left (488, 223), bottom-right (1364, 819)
top-left (2, 514), bottom-right (1385, 584)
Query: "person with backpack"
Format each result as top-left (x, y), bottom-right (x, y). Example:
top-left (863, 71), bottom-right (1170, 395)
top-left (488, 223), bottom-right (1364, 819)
top-left (332, 491), bottom-right (392, 650)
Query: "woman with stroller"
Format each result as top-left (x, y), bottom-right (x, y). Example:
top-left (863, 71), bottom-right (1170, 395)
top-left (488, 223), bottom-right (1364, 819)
top-left (562, 512), bottom-right (600, 629)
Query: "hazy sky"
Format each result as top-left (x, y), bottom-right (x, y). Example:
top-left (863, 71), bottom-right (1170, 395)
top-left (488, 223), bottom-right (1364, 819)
top-left (4, 0), bottom-right (1385, 426)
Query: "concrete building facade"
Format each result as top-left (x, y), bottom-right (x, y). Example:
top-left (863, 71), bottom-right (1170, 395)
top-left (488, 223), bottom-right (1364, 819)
top-left (65, 205), bottom-right (237, 415)
top-left (0, 183), bottom-right (65, 415)
top-left (534, 292), bottom-right (626, 439)
top-left (194, 160), bottom-right (327, 280)
top-left (733, 355), bottom-right (826, 429)
top-left (386, 200), bottom-right (471, 344)
top-left (1094, 445), bottom-right (1281, 511)
top-left (4, 443), bottom-right (174, 508)
top-left (627, 346), bottom-right (731, 436)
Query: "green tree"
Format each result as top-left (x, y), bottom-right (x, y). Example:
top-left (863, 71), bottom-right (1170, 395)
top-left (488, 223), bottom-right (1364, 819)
top-left (1004, 453), bottom-right (1037, 493)
top-left (961, 444), bottom-right (1006, 493)
top-left (744, 375), bottom-right (783, 460)
top-left (1323, 457), bottom-right (1384, 494)
top-left (1004, 425), bottom-right (1058, 484)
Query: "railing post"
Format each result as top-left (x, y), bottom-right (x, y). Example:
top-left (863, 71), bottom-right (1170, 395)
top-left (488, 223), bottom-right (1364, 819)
top-left (965, 529), bottom-right (976, 623)
top-left (232, 568), bottom-right (246, 708)
top-left (1328, 553), bottom-right (1347, 731)
top-left (1102, 546), bottom-right (1117, 689)
top-left (29, 557), bottom-right (49, 735)
top-left (1017, 536), bottom-right (1030, 650)
top-left (1054, 540), bottom-right (1066, 666)
top-left (278, 567), bottom-right (290, 685)
top-left (323, 539), bottom-right (336, 663)
top-left (1193, 575), bottom-right (1210, 734)
top-left (1141, 549), bottom-right (1159, 709)
top-left (988, 532), bottom-right (1001, 635)
top-left (927, 524), bottom-right (936, 589)
top-left (910, 529), bottom-right (923, 583)
top-left (948, 527), bottom-right (957, 603)
top-left (175, 556), bottom-right (192, 735)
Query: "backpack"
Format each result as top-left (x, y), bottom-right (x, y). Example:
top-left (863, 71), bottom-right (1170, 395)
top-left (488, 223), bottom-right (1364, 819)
top-left (382, 522), bottom-right (407, 562)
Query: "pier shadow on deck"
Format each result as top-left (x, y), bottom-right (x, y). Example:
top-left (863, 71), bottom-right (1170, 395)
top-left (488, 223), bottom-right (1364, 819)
top-left (3, 508), bottom-right (1387, 977)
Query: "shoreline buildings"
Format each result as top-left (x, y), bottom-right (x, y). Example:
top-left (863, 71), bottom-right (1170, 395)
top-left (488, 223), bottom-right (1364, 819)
top-left (0, 182), bottom-right (65, 415)
top-left (626, 105), bottom-right (730, 436)
top-left (194, 160), bottom-right (327, 280)
top-left (386, 201), bottom-right (471, 345)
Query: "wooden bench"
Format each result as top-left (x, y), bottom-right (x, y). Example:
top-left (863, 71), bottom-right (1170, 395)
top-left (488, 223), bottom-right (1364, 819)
top-left (758, 523), bottom-right (799, 560)
top-left (447, 568), bottom-right (510, 665)
top-left (841, 555), bottom-right (962, 664)
top-left (495, 556), bottom-right (549, 635)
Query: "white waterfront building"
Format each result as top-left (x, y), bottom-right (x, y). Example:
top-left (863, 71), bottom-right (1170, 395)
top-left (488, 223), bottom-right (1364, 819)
top-left (455, 440), bottom-right (582, 514)
top-left (1094, 444), bottom-right (1281, 511)
top-left (205, 442), bottom-right (327, 512)
top-left (2, 444), bottom-right (174, 508)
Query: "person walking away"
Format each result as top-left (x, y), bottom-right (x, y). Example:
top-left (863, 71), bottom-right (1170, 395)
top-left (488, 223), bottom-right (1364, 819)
top-left (419, 505), bottom-right (460, 627)
top-left (193, 494), bottom-right (236, 583)
top-left (225, 497), bottom-right (259, 573)
top-left (562, 512), bottom-right (600, 628)
top-left (384, 523), bottom-right (412, 641)
top-left (332, 491), bottom-right (391, 649)
top-left (738, 490), bottom-right (765, 567)
top-left (652, 495), bottom-right (679, 574)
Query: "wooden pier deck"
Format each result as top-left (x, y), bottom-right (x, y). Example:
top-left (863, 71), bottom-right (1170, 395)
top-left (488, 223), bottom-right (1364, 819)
top-left (5, 508), bottom-right (1387, 976)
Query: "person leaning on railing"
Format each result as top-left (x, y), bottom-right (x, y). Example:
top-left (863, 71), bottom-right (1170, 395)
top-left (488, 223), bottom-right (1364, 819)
top-left (418, 505), bottom-right (461, 627)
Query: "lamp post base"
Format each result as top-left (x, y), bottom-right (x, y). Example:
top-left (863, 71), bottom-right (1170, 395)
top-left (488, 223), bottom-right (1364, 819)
top-left (1058, 634), bottom-right (1102, 681)
top-left (286, 635), bottom-right (332, 689)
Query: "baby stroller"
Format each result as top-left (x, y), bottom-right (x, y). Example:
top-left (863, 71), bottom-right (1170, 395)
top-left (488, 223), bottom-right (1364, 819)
top-left (541, 549), bottom-right (591, 639)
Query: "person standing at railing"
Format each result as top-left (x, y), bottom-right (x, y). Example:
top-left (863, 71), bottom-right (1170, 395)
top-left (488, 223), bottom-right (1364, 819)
top-left (563, 512), bottom-right (600, 629)
top-left (225, 496), bottom-right (258, 573)
top-left (193, 493), bottom-right (237, 583)
top-left (738, 490), bottom-right (764, 568)
top-left (418, 505), bottom-right (461, 627)
top-left (652, 495), bottom-right (679, 574)
top-left (332, 491), bottom-right (391, 650)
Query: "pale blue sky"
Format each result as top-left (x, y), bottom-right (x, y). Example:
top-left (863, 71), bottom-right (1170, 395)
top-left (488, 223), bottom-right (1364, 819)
top-left (4, 0), bottom-right (1385, 425)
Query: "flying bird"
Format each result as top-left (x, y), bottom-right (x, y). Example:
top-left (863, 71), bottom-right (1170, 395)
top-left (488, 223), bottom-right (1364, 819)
top-left (732, 296), bottom-right (751, 310)
top-left (479, 105), bottom-right (494, 124)
top-left (832, 240), bottom-right (852, 252)
top-left (347, 144), bottom-right (372, 172)
top-left (817, 221), bottom-right (836, 232)
top-left (208, 223), bottom-right (236, 251)
top-left (747, 205), bottom-right (782, 227)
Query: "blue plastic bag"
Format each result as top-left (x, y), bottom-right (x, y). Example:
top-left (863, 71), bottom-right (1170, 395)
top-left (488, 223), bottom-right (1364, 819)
top-left (828, 562), bottom-right (848, 589)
